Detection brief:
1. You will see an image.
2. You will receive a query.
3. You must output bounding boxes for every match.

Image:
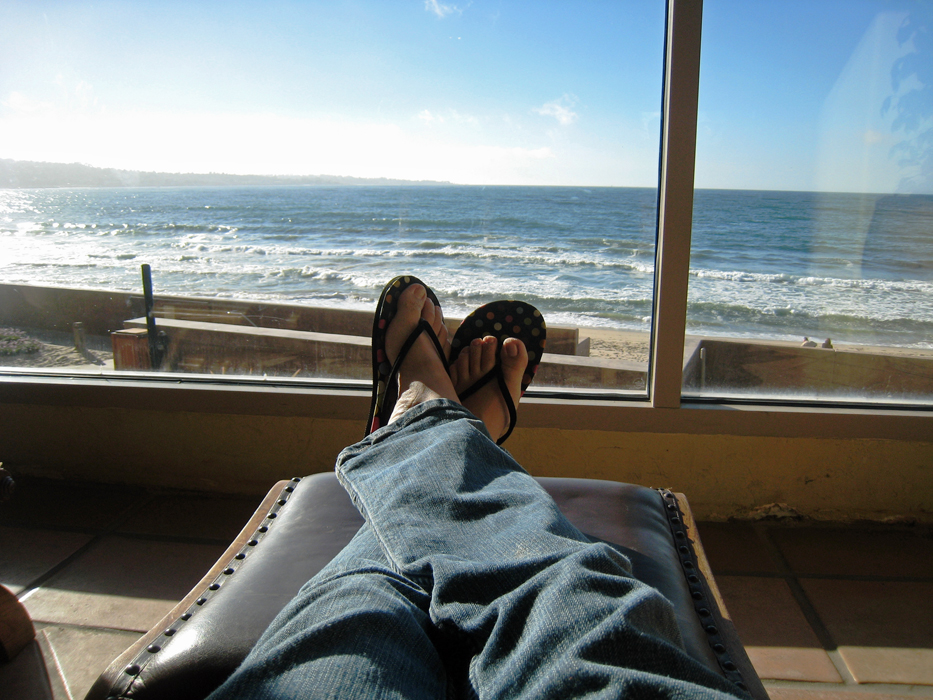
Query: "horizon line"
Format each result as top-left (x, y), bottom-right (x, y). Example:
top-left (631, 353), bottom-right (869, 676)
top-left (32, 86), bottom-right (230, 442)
top-left (0, 157), bottom-right (925, 197)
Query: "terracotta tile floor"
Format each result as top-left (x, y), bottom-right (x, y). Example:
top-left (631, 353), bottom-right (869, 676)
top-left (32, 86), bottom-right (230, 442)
top-left (2, 477), bottom-right (931, 700)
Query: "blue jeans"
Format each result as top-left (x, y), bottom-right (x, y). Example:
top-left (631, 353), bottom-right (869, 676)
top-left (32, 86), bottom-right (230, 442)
top-left (208, 400), bottom-right (747, 699)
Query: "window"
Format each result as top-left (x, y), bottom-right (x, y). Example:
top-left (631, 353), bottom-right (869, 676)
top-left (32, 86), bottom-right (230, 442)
top-left (1, 0), bottom-right (930, 411)
top-left (0, 1), bottom-right (666, 396)
top-left (684, 0), bottom-right (933, 405)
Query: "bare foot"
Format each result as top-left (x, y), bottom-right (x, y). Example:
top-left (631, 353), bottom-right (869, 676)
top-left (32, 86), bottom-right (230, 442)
top-left (384, 284), bottom-right (457, 424)
top-left (449, 336), bottom-right (528, 441)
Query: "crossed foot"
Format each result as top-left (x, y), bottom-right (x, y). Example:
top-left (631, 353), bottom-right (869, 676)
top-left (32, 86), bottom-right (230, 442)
top-left (384, 283), bottom-right (528, 442)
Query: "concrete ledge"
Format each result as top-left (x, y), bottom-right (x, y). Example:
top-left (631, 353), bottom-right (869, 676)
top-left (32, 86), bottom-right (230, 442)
top-left (124, 317), bottom-right (371, 379)
top-left (684, 339), bottom-right (933, 400)
top-left (120, 317), bottom-right (645, 389)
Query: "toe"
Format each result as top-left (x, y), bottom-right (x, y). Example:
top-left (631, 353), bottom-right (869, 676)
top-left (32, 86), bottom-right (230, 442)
top-left (429, 299), bottom-right (450, 360)
top-left (386, 284), bottom-right (427, 362)
top-left (480, 336), bottom-right (497, 373)
top-left (419, 295), bottom-right (435, 324)
top-left (402, 283), bottom-right (427, 316)
top-left (450, 344), bottom-right (469, 390)
top-left (500, 337), bottom-right (529, 395)
top-left (469, 337), bottom-right (484, 377)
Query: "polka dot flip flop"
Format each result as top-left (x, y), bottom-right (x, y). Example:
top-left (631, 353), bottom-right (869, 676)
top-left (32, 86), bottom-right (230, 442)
top-left (450, 300), bottom-right (546, 444)
top-left (366, 275), bottom-right (449, 438)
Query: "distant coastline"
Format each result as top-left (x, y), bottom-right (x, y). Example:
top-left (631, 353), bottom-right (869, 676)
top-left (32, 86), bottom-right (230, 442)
top-left (0, 158), bottom-right (451, 189)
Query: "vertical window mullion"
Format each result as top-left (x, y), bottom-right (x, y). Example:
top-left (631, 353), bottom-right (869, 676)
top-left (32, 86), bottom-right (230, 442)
top-left (651, 0), bottom-right (703, 409)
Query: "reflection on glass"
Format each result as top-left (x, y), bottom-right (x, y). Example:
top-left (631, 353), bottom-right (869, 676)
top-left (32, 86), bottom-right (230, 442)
top-left (0, 2), bottom-right (665, 393)
top-left (687, 1), bottom-right (933, 403)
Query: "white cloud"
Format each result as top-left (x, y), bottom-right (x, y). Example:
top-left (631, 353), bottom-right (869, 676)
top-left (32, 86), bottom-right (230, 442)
top-left (640, 111), bottom-right (661, 137)
top-left (425, 0), bottom-right (463, 19)
top-left (74, 80), bottom-right (96, 109)
top-left (533, 94), bottom-right (578, 126)
top-left (2, 92), bottom-right (54, 113)
top-left (3, 79), bottom-right (98, 117)
top-left (415, 108), bottom-right (479, 127)
top-left (446, 108), bottom-right (478, 126)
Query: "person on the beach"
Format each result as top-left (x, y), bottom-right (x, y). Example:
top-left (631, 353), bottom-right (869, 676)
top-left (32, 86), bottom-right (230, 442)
top-left (207, 278), bottom-right (748, 700)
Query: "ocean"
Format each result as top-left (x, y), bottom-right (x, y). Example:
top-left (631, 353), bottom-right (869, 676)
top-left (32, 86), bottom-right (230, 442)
top-left (1, 185), bottom-right (931, 348)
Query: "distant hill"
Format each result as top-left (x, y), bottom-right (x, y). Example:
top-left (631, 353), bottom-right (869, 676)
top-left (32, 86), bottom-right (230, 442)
top-left (0, 158), bottom-right (450, 188)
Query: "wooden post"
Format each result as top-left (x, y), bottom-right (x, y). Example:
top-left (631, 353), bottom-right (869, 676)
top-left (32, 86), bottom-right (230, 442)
top-left (111, 328), bottom-right (152, 370)
top-left (73, 321), bottom-right (87, 355)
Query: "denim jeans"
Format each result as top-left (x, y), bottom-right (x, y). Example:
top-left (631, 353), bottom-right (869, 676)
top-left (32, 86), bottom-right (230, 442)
top-left (207, 400), bottom-right (747, 699)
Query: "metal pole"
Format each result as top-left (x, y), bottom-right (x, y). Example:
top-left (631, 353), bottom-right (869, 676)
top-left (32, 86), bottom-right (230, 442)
top-left (141, 264), bottom-right (159, 369)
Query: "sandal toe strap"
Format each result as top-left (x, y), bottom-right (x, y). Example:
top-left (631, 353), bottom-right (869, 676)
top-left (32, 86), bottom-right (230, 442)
top-left (459, 361), bottom-right (518, 445)
top-left (379, 319), bottom-right (450, 425)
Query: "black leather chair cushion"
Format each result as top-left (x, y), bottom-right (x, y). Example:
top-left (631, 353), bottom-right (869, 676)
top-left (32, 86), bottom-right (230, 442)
top-left (87, 473), bottom-right (765, 700)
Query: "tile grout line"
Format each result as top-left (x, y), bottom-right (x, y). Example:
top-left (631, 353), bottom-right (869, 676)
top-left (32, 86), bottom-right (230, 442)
top-left (763, 679), bottom-right (933, 696)
top-left (703, 569), bottom-right (933, 584)
top-left (3, 520), bottom-right (237, 548)
top-left (753, 522), bottom-right (859, 687)
top-left (12, 490), bottom-right (165, 699)
top-left (34, 619), bottom-right (151, 636)
top-left (15, 491), bottom-right (162, 602)
top-left (35, 628), bottom-right (75, 700)
top-left (17, 535), bottom-right (106, 602)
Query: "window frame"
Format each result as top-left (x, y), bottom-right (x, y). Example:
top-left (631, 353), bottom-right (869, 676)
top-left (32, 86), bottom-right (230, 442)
top-left (0, 0), bottom-right (930, 433)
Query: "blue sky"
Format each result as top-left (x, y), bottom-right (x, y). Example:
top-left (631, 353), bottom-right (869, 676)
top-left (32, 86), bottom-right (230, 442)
top-left (0, 1), bottom-right (929, 192)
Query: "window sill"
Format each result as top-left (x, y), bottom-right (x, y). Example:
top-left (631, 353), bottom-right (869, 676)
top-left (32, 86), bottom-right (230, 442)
top-left (0, 369), bottom-right (929, 442)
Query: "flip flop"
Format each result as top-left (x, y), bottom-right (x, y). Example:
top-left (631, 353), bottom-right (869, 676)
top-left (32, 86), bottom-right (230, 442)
top-left (366, 275), bottom-right (449, 437)
top-left (450, 300), bottom-right (546, 444)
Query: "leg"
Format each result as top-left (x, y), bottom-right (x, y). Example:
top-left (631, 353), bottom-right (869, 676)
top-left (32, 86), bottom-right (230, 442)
top-left (206, 525), bottom-right (448, 700)
top-left (338, 401), bottom-right (747, 699)
top-left (210, 282), bottom-right (461, 700)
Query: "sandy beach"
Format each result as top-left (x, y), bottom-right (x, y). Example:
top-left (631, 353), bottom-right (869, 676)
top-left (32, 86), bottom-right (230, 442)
top-left (580, 326), bottom-right (933, 363)
top-left (584, 327), bottom-right (651, 363)
top-left (0, 329), bottom-right (113, 370)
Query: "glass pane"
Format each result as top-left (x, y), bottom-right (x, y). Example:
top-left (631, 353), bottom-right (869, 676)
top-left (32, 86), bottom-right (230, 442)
top-left (686, 0), bottom-right (933, 404)
top-left (0, 2), bottom-right (665, 395)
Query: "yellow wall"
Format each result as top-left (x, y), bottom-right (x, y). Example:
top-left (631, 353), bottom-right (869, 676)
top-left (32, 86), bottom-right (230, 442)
top-left (510, 428), bottom-right (931, 522)
top-left (2, 387), bottom-right (930, 522)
